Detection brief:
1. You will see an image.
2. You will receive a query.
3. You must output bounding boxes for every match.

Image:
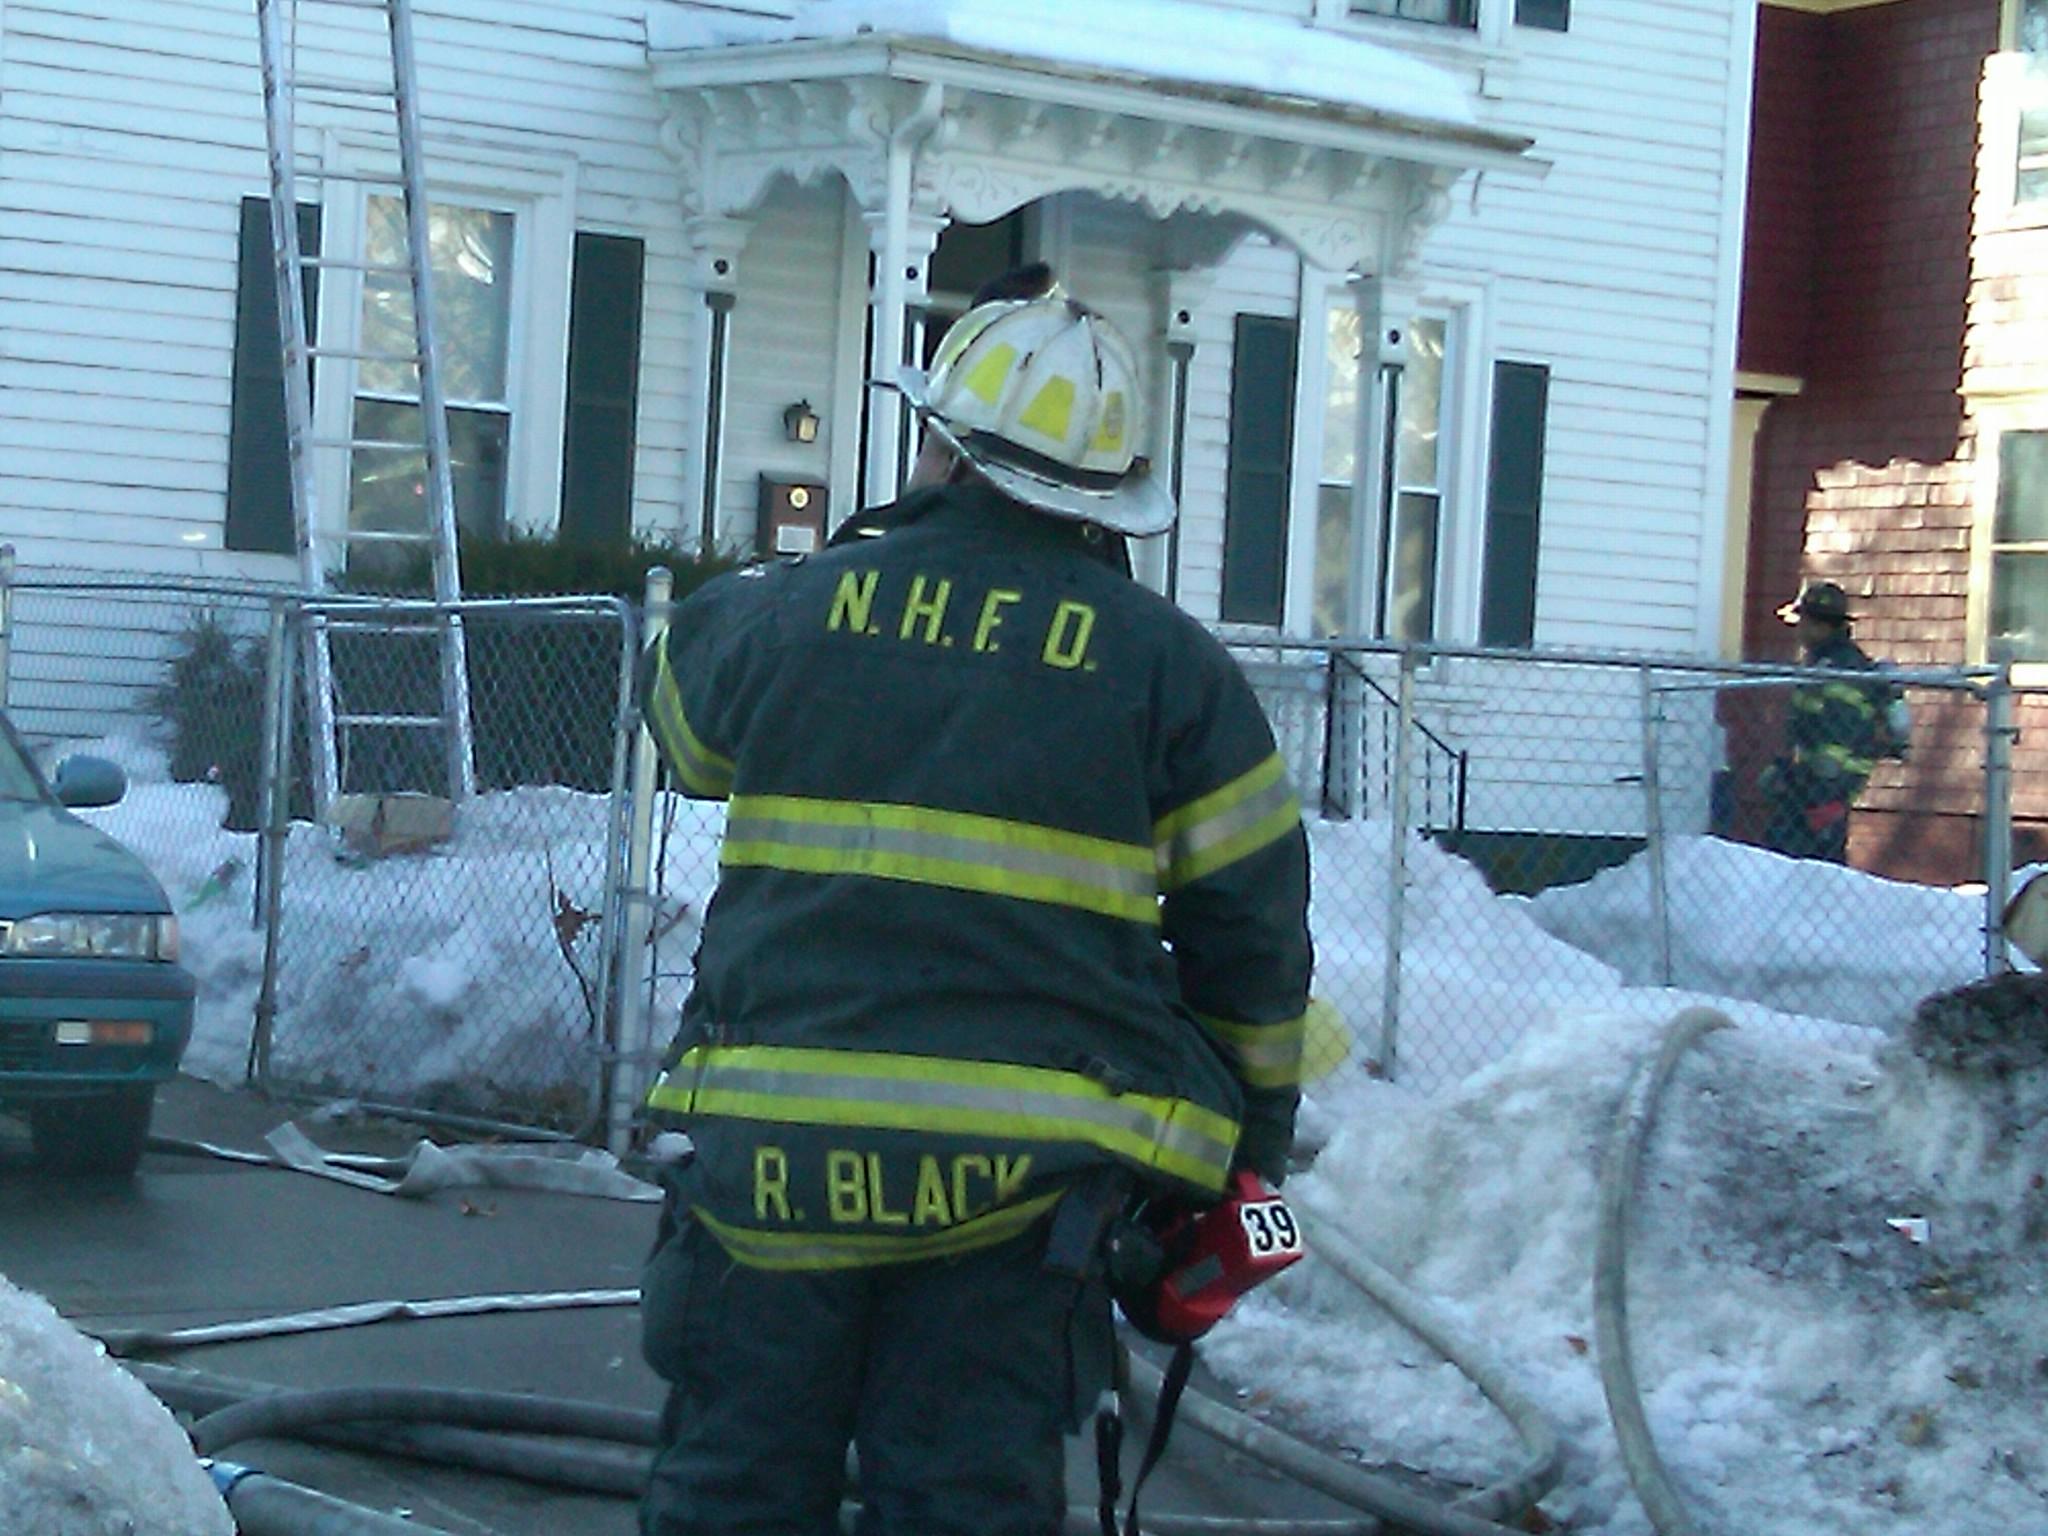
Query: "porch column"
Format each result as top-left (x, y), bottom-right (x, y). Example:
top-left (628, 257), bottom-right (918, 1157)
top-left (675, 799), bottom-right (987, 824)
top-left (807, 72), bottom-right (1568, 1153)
top-left (862, 204), bottom-right (948, 509)
top-left (1144, 264), bottom-right (1219, 602)
top-left (685, 215), bottom-right (751, 555)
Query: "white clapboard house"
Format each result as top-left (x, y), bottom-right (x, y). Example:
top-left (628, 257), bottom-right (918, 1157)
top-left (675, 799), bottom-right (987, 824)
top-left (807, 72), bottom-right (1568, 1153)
top-left (0, 0), bottom-right (1758, 855)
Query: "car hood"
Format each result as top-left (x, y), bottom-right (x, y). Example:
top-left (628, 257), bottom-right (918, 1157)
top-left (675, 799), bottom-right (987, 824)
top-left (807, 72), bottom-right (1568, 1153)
top-left (0, 801), bottom-right (171, 918)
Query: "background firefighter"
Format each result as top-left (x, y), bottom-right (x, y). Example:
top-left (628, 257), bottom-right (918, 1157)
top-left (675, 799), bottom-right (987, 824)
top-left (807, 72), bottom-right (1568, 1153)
top-left (1762, 580), bottom-right (1889, 865)
top-left (633, 291), bottom-right (1313, 1536)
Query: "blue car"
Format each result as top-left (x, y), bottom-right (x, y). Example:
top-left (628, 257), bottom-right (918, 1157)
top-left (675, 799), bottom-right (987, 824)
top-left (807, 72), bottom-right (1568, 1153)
top-left (0, 713), bottom-right (195, 1175)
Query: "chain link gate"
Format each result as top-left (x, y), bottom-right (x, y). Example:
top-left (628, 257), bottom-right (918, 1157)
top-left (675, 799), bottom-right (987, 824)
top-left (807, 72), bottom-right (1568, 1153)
top-left (251, 594), bottom-right (637, 1135)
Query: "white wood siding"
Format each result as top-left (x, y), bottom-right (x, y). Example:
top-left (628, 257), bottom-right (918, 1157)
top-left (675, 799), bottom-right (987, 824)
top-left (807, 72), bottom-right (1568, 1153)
top-left (0, 0), bottom-right (701, 579)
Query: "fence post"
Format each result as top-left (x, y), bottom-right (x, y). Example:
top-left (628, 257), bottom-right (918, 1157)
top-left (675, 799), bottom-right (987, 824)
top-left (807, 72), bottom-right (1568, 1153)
top-left (1983, 661), bottom-right (2017, 976)
top-left (1379, 647), bottom-right (1417, 1081)
top-left (1639, 666), bottom-right (1673, 987)
top-left (253, 597), bottom-right (289, 933)
top-left (609, 567), bottom-right (673, 1156)
top-left (0, 544), bottom-right (13, 711)
top-left (249, 599), bottom-right (299, 1088)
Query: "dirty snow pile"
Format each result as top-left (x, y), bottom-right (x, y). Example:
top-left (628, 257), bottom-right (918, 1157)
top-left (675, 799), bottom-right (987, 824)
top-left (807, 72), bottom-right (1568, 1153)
top-left (0, 1274), bottom-right (231, 1536)
top-left (1208, 1004), bottom-right (2048, 1535)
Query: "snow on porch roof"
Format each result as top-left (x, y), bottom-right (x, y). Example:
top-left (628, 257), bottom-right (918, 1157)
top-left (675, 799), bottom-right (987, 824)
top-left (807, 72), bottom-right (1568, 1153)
top-left (649, 0), bottom-right (1483, 139)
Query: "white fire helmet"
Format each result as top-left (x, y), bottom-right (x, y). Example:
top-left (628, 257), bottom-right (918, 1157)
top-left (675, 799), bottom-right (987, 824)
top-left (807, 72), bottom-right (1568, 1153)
top-left (888, 296), bottom-right (1174, 537)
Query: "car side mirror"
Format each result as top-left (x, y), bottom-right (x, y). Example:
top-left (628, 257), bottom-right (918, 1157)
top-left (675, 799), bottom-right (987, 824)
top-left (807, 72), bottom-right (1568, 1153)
top-left (53, 755), bottom-right (127, 809)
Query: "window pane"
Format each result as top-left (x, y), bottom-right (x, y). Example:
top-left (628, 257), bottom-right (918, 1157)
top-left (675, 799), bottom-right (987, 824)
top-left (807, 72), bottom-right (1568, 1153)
top-left (1314, 482), bottom-right (1357, 637)
top-left (2024, 0), bottom-right (2048, 54)
top-left (1387, 490), bottom-right (1440, 642)
top-left (361, 197), bottom-right (515, 403)
top-left (350, 399), bottom-right (510, 550)
top-left (1996, 430), bottom-right (2048, 544)
top-left (1397, 318), bottom-right (1445, 490)
top-left (1349, 0), bottom-right (1476, 24)
top-left (1992, 551), bottom-right (2048, 661)
top-left (1323, 304), bottom-right (1363, 485)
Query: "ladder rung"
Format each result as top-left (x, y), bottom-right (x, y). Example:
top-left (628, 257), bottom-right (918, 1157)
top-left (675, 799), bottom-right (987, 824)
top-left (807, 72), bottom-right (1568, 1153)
top-left (294, 165), bottom-right (404, 187)
top-left (336, 714), bottom-right (449, 730)
top-left (291, 344), bottom-right (421, 364)
top-left (300, 256), bottom-right (414, 275)
top-left (323, 619), bottom-right (446, 636)
top-left (336, 527), bottom-right (436, 544)
top-left (305, 436), bottom-right (424, 452)
top-left (292, 76), bottom-right (396, 98)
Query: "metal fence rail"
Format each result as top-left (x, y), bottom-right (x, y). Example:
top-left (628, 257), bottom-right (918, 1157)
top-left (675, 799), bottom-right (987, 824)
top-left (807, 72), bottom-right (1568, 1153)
top-left (0, 549), bottom-right (2018, 1142)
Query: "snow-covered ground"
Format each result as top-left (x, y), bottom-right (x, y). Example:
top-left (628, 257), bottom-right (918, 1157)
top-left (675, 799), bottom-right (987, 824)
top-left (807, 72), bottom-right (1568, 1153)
top-left (0, 1276), bottom-right (231, 1536)
top-left (55, 736), bottom-right (2048, 1534)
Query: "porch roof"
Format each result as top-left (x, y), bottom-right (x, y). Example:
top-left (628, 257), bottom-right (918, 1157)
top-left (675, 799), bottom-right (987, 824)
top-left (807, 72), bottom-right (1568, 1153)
top-left (648, 0), bottom-right (1527, 168)
top-left (646, 0), bottom-right (1537, 275)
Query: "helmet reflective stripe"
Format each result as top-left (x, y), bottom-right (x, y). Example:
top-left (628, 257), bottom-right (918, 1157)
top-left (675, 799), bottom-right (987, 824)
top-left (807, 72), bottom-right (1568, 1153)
top-left (899, 295), bottom-right (1175, 536)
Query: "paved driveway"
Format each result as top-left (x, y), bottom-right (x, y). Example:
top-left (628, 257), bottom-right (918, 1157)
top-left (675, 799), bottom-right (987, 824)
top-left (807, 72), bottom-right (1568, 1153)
top-left (0, 1078), bottom-right (1365, 1536)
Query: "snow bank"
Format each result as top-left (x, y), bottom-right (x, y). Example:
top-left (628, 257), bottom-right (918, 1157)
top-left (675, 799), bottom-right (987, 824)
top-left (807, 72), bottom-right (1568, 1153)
top-left (0, 1273), bottom-right (230, 1536)
top-left (1208, 1007), bottom-right (2048, 1535)
top-left (1525, 835), bottom-right (1984, 1031)
top-left (648, 0), bottom-right (1480, 131)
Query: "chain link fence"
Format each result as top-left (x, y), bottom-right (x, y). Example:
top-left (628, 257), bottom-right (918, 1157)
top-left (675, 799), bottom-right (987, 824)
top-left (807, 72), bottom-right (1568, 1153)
top-left (0, 551), bottom-right (2018, 1143)
top-left (1228, 637), bottom-right (2014, 1100)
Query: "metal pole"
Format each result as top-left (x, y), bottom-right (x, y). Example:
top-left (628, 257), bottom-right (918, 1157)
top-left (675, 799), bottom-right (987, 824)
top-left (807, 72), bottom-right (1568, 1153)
top-left (253, 598), bottom-right (289, 932)
top-left (0, 544), bottom-right (14, 711)
top-left (589, 599), bottom-right (638, 1138)
top-left (609, 568), bottom-right (673, 1156)
top-left (1163, 339), bottom-right (1194, 605)
top-left (1379, 648), bottom-right (1418, 1081)
top-left (249, 601), bottom-right (299, 1088)
top-left (1983, 662), bottom-right (2017, 976)
top-left (1639, 667), bottom-right (1673, 988)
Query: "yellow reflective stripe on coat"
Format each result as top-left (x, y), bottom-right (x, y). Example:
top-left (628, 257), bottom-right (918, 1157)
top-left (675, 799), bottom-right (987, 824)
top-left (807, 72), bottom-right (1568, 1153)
top-left (647, 643), bottom-right (734, 798)
top-left (721, 795), bottom-right (1160, 924)
top-left (646, 1045), bottom-right (1238, 1193)
top-left (693, 1193), bottom-right (1063, 1272)
top-left (1806, 741), bottom-right (1875, 779)
top-left (1194, 1010), bottom-right (1308, 1090)
top-left (1153, 754), bottom-right (1301, 891)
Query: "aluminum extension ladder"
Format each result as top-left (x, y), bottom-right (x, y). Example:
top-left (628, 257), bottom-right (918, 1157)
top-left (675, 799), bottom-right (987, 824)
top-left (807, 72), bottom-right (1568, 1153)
top-left (253, 0), bottom-right (475, 821)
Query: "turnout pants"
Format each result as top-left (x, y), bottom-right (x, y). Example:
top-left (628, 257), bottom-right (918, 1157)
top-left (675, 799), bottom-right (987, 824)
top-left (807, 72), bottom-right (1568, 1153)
top-left (639, 1213), bottom-right (1115, 1536)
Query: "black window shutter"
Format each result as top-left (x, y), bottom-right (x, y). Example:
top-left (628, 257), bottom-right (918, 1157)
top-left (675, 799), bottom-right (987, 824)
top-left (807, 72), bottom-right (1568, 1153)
top-left (1221, 314), bottom-right (1300, 626)
top-left (1480, 361), bottom-right (1549, 648)
top-left (225, 197), bottom-right (319, 555)
top-left (559, 232), bottom-right (646, 546)
top-left (1515, 0), bottom-right (1569, 30)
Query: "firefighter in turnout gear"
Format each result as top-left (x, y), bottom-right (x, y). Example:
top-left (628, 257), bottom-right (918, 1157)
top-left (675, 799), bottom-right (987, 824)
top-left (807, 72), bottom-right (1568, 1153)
top-left (633, 292), bottom-right (1313, 1536)
top-left (1763, 581), bottom-right (1887, 864)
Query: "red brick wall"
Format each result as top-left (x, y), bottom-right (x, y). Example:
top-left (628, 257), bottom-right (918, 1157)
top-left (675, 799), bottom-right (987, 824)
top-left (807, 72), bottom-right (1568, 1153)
top-left (1739, 6), bottom-right (1823, 378)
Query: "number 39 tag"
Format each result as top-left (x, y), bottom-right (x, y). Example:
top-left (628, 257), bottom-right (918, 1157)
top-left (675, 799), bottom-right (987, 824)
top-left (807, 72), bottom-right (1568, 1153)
top-left (1236, 1197), bottom-right (1304, 1258)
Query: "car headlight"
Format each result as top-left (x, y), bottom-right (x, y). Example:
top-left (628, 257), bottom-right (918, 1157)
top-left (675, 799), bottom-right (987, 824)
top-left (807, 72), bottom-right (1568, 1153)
top-left (2, 913), bottom-right (178, 960)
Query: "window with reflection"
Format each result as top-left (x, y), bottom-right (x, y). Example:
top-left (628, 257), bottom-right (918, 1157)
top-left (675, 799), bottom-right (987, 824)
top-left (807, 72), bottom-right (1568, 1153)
top-left (349, 196), bottom-right (516, 562)
top-left (2019, 0), bottom-right (2048, 202)
top-left (1315, 307), bottom-right (1447, 639)
top-left (1348, 0), bottom-right (1477, 26)
top-left (1992, 428), bottom-right (2048, 660)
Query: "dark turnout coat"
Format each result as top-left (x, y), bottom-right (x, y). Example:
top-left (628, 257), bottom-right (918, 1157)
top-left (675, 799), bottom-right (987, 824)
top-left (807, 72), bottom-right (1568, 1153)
top-left (637, 480), bottom-right (1312, 1271)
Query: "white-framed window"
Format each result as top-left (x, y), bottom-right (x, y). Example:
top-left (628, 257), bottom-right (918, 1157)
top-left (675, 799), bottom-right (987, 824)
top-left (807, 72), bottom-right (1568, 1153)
top-left (1317, 0), bottom-right (1566, 43)
top-left (2018, 0), bottom-right (2048, 203)
top-left (1347, 0), bottom-right (1477, 27)
top-left (1295, 276), bottom-right (1483, 641)
top-left (310, 136), bottom-right (574, 575)
top-left (351, 196), bottom-right (518, 546)
top-left (1974, 411), bottom-right (2048, 668)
